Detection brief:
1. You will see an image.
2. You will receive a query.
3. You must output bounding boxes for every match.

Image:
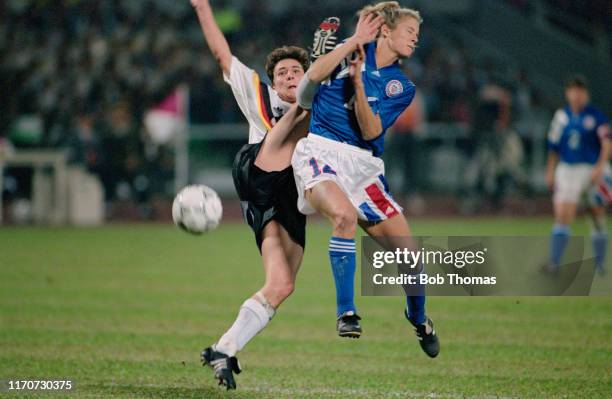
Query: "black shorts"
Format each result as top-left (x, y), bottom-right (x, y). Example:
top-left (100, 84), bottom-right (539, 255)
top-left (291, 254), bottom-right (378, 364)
top-left (232, 142), bottom-right (306, 251)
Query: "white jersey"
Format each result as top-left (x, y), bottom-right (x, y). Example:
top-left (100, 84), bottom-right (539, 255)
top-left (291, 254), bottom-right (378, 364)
top-left (223, 56), bottom-right (292, 143)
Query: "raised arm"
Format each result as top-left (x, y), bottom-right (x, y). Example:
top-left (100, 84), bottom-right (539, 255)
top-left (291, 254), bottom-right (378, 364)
top-left (191, 0), bottom-right (233, 76)
top-left (307, 13), bottom-right (383, 83)
top-left (350, 44), bottom-right (383, 140)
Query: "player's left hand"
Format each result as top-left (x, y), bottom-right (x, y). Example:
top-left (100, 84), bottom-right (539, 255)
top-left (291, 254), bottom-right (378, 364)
top-left (591, 165), bottom-right (604, 185)
top-left (351, 12), bottom-right (383, 46)
top-left (349, 43), bottom-right (365, 84)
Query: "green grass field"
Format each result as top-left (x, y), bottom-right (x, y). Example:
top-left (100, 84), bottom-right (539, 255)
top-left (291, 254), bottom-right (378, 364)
top-left (1, 218), bottom-right (611, 398)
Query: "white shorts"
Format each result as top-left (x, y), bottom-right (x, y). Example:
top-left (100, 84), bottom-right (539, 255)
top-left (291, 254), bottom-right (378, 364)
top-left (291, 134), bottom-right (403, 222)
top-left (554, 162), bottom-right (612, 206)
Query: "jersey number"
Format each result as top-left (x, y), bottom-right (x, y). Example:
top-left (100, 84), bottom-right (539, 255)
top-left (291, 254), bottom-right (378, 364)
top-left (568, 130), bottom-right (580, 150)
top-left (309, 158), bottom-right (336, 178)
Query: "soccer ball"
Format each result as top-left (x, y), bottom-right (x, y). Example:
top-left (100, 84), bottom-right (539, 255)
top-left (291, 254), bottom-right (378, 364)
top-left (172, 185), bottom-right (223, 234)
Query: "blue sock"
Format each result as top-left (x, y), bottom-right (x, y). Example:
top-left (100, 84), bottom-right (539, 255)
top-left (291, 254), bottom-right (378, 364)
top-left (592, 232), bottom-right (608, 270)
top-left (550, 224), bottom-right (570, 268)
top-left (329, 237), bottom-right (356, 316)
top-left (403, 263), bottom-right (426, 324)
top-left (406, 295), bottom-right (426, 324)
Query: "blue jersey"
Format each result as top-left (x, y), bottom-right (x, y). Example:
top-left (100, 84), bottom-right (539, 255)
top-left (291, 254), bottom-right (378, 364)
top-left (548, 105), bottom-right (610, 164)
top-left (309, 41), bottom-right (415, 157)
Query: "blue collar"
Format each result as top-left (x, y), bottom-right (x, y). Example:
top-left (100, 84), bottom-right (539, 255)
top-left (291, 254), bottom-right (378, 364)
top-left (365, 41), bottom-right (400, 72)
top-left (565, 104), bottom-right (592, 118)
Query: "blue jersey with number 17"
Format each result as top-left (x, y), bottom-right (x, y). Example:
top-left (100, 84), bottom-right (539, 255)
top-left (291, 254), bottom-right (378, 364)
top-left (309, 41), bottom-right (415, 157)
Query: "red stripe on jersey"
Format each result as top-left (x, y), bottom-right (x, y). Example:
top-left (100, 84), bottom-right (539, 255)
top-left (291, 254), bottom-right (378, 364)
top-left (365, 183), bottom-right (399, 218)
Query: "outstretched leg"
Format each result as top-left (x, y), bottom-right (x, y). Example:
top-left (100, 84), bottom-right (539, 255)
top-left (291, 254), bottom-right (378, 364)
top-left (204, 221), bottom-right (303, 389)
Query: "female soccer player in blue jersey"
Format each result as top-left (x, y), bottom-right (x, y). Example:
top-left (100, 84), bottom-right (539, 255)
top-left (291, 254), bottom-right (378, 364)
top-left (546, 76), bottom-right (611, 275)
top-left (294, 1), bottom-right (439, 357)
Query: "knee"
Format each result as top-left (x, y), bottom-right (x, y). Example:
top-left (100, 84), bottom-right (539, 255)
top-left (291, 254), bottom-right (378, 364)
top-left (268, 280), bottom-right (295, 305)
top-left (278, 281), bottom-right (295, 299)
top-left (556, 215), bottom-right (573, 226)
top-left (330, 205), bottom-right (358, 236)
top-left (554, 210), bottom-right (573, 225)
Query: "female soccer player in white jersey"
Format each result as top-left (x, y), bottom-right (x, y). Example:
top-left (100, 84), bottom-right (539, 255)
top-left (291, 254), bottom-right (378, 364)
top-left (192, 0), bottom-right (308, 143)
top-left (294, 1), bottom-right (439, 357)
top-left (546, 76), bottom-right (611, 275)
top-left (191, 0), bottom-right (341, 389)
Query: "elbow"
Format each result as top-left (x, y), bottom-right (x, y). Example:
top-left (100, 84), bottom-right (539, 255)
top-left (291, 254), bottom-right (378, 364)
top-left (367, 122), bottom-right (384, 140)
top-left (363, 127), bottom-right (383, 141)
top-left (357, 115), bottom-right (383, 141)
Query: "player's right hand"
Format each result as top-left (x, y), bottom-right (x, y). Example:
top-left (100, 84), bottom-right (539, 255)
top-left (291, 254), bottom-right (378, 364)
top-left (351, 13), bottom-right (383, 46)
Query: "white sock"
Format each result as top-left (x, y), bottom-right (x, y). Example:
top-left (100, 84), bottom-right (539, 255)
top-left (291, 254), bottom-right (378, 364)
top-left (215, 295), bottom-right (275, 357)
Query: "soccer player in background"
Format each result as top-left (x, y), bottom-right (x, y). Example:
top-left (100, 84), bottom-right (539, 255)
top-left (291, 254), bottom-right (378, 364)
top-left (294, 1), bottom-right (439, 356)
top-left (191, 0), bottom-right (340, 389)
top-left (546, 76), bottom-right (611, 275)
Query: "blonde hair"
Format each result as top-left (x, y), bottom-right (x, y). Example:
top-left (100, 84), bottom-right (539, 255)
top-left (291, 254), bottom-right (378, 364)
top-left (358, 1), bottom-right (422, 28)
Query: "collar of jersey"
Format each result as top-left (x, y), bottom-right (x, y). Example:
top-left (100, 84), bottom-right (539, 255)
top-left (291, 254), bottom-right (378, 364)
top-left (365, 41), bottom-right (400, 73)
top-left (565, 104), bottom-right (593, 119)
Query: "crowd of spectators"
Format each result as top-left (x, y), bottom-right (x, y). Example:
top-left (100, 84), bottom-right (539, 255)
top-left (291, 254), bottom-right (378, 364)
top-left (506, 0), bottom-right (612, 57)
top-left (507, 0), bottom-right (611, 28)
top-left (0, 0), bottom-right (569, 217)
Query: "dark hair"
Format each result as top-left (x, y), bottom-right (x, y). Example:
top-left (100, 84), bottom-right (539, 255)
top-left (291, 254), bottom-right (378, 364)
top-left (265, 46), bottom-right (309, 82)
top-left (565, 74), bottom-right (588, 89)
